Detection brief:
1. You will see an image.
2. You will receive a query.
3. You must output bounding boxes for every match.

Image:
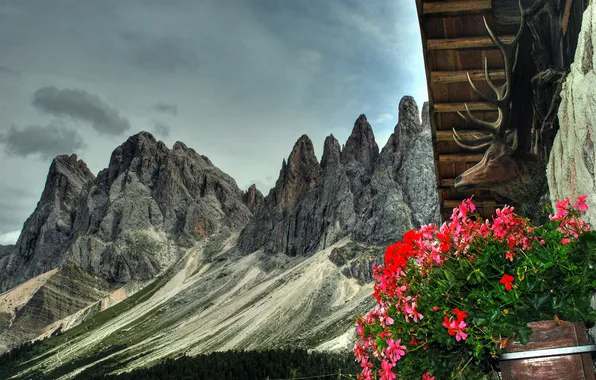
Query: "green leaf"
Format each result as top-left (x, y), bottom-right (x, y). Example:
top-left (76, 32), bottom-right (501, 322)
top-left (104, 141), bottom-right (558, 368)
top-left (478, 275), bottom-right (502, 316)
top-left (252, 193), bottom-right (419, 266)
top-left (528, 294), bottom-right (549, 310)
top-left (514, 326), bottom-right (533, 345)
top-left (444, 268), bottom-right (456, 284)
top-left (551, 297), bottom-right (563, 310)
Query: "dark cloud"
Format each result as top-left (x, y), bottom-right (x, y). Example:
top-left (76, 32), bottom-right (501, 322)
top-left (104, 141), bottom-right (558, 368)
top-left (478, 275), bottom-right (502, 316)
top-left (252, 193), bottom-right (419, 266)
top-left (152, 120), bottom-right (171, 138)
top-left (120, 32), bottom-right (201, 73)
top-left (31, 86), bottom-right (131, 135)
top-left (152, 102), bottom-right (178, 116)
top-left (0, 66), bottom-right (20, 76)
top-left (0, 123), bottom-right (85, 160)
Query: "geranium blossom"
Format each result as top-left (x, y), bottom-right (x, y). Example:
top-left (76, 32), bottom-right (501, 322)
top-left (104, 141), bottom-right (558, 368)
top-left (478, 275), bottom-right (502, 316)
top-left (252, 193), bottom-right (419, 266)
top-left (500, 274), bottom-right (514, 291)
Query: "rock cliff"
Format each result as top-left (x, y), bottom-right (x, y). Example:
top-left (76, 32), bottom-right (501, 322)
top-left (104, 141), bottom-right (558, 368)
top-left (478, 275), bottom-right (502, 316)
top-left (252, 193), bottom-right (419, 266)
top-left (548, 3), bottom-right (596, 226)
top-left (0, 155), bottom-right (94, 291)
top-left (242, 184), bottom-right (265, 214)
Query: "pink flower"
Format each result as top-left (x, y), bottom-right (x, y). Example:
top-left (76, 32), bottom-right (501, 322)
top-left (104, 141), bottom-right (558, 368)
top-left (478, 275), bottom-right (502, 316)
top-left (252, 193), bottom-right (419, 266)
top-left (380, 359), bottom-right (397, 380)
top-left (505, 251), bottom-right (515, 261)
top-left (386, 338), bottom-right (407, 362)
top-left (574, 195), bottom-right (589, 212)
top-left (404, 301), bottom-right (424, 323)
top-left (561, 238), bottom-right (572, 245)
top-left (422, 372), bottom-right (435, 380)
top-left (442, 316), bottom-right (468, 341)
top-left (556, 198), bottom-right (570, 211)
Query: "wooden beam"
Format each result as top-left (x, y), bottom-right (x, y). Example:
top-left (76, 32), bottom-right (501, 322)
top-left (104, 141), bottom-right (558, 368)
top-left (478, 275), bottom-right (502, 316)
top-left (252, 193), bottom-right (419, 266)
top-left (423, 0), bottom-right (492, 15)
top-left (561, 0), bottom-right (574, 36)
top-left (434, 102), bottom-right (497, 113)
top-left (438, 153), bottom-right (484, 163)
top-left (443, 199), bottom-right (502, 208)
top-left (430, 70), bottom-right (505, 84)
top-left (427, 36), bottom-right (515, 50)
top-left (436, 130), bottom-right (493, 141)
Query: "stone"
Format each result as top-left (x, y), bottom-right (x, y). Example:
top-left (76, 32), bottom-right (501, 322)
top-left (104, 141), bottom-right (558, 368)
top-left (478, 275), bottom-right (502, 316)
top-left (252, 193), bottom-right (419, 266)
top-left (548, 3), bottom-right (596, 227)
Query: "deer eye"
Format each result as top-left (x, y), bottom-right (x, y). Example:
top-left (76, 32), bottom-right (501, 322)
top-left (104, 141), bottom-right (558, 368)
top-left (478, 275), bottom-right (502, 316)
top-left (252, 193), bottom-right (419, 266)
top-left (487, 153), bottom-right (495, 161)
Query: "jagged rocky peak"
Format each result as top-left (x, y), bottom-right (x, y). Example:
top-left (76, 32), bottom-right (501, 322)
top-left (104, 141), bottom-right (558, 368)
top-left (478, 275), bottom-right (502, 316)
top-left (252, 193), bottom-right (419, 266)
top-left (0, 153), bottom-right (95, 292)
top-left (321, 133), bottom-right (342, 169)
top-left (242, 184), bottom-right (265, 213)
top-left (41, 154), bottom-right (94, 203)
top-left (341, 114), bottom-right (379, 173)
top-left (421, 101), bottom-right (430, 130)
top-left (105, 131), bottom-right (168, 188)
top-left (271, 134), bottom-right (322, 216)
top-left (378, 96), bottom-right (424, 174)
top-left (398, 96), bottom-right (422, 137)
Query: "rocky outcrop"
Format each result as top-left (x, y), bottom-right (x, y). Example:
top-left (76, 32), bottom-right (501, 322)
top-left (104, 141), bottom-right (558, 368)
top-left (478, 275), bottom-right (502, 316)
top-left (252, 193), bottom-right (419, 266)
top-left (548, 3), bottom-right (596, 227)
top-left (0, 155), bottom-right (94, 292)
top-left (69, 132), bottom-right (252, 283)
top-left (328, 242), bottom-right (384, 283)
top-left (396, 100), bottom-right (441, 227)
top-left (0, 132), bottom-right (253, 290)
top-left (242, 185), bottom-right (264, 214)
top-left (237, 135), bottom-right (327, 255)
top-left (0, 264), bottom-right (111, 353)
top-left (238, 96), bottom-right (440, 256)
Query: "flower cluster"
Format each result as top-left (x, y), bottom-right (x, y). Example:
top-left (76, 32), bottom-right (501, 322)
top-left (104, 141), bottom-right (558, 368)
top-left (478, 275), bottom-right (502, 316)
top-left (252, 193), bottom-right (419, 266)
top-left (354, 196), bottom-right (595, 380)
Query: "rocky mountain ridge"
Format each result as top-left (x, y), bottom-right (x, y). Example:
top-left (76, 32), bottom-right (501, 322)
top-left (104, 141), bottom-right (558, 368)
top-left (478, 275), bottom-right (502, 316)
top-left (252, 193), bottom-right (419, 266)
top-left (0, 96), bottom-right (439, 369)
top-left (238, 96), bottom-right (439, 256)
top-left (0, 133), bottom-right (253, 292)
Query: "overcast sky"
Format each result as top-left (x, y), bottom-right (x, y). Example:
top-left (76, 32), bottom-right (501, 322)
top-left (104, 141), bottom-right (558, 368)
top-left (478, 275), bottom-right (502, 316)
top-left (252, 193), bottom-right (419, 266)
top-left (0, 0), bottom-right (427, 245)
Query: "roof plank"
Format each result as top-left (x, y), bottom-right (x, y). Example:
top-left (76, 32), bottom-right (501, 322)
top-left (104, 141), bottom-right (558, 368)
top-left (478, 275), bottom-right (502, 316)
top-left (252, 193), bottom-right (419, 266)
top-left (423, 0), bottom-right (492, 15)
top-left (435, 130), bottom-right (493, 141)
top-left (430, 69), bottom-right (505, 83)
top-left (438, 153), bottom-right (484, 163)
top-left (443, 199), bottom-right (502, 208)
top-left (427, 36), bottom-right (515, 50)
top-left (434, 102), bottom-right (497, 113)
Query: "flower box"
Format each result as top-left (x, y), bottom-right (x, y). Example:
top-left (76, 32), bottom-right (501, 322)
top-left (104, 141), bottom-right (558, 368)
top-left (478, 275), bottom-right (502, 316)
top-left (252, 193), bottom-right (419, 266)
top-left (354, 196), bottom-right (596, 380)
top-left (500, 321), bottom-right (595, 380)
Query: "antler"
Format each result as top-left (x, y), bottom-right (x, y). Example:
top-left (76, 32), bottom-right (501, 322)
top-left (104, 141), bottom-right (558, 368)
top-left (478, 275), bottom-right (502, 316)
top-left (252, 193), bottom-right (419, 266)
top-left (454, 0), bottom-right (526, 150)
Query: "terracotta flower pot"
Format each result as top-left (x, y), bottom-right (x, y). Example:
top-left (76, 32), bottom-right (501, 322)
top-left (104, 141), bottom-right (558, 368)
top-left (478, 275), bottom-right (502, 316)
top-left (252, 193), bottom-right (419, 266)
top-left (500, 321), bottom-right (596, 380)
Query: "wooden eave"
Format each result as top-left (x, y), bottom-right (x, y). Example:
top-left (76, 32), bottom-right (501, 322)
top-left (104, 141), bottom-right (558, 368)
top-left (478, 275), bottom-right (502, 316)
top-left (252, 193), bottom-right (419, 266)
top-left (415, 0), bottom-right (519, 221)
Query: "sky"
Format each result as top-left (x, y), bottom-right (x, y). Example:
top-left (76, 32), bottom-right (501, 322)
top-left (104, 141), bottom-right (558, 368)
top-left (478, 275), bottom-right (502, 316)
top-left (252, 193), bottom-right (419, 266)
top-left (0, 0), bottom-right (428, 245)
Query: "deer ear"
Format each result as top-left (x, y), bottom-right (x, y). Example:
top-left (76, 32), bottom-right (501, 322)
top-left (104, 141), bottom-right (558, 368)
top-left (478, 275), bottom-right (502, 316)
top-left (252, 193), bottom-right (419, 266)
top-left (504, 129), bottom-right (518, 150)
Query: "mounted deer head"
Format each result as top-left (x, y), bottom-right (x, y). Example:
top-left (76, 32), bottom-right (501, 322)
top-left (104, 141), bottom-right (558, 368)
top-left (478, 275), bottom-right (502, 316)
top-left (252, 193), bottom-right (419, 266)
top-left (453, 0), bottom-right (538, 200)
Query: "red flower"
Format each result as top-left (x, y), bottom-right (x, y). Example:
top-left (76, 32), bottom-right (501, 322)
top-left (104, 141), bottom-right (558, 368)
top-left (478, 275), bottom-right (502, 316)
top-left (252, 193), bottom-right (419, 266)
top-left (500, 274), bottom-right (514, 291)
top-left (452, 308), bottom-right (468, 321)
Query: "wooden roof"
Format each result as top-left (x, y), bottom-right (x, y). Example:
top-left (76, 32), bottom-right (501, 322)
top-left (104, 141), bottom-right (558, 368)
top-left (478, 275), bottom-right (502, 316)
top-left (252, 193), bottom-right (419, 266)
top-left (415, 0), bottom-right (522, 222)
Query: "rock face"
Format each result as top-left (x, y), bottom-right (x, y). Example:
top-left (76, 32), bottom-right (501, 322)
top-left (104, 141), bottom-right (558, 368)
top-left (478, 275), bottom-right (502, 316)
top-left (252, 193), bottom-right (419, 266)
top-left (238, 96), bottom-right (440, 256)
top-left (328, 242), bottom-right (384, 283)
top-left (548, 3), bottom-right (596, 227)
top-left (0, 155), bottom-right (94, 291)
top-left (0, 264), bottom-right (111, 353)
top-left (0, 132), bottom-right (252, 291)
top-left (242, 185), bottom-right (264, 214)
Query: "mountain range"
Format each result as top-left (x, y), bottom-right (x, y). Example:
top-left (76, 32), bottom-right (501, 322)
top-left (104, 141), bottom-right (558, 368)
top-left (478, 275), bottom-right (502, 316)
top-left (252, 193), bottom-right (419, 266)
top-left (0, 96), bottom-right (439, 378)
